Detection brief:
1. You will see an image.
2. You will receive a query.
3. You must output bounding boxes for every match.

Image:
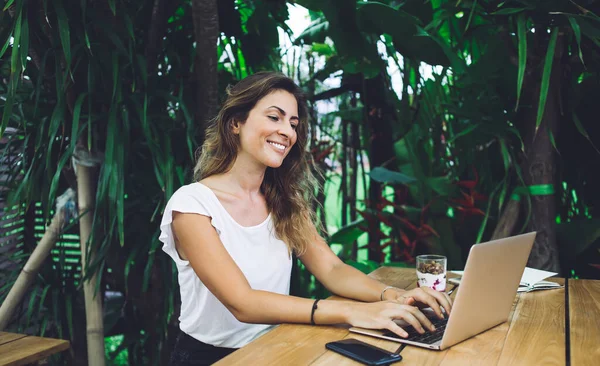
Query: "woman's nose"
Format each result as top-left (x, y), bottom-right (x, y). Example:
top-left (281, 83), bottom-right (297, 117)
top-left (278, 122), bottom-right (294, 137)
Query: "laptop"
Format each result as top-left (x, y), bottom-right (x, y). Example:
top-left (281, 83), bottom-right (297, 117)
top-left (349, 232), bottom-right (536, 350)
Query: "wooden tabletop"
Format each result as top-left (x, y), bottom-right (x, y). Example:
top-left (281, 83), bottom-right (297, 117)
top-left (216, 267), bottom-right (600, 366)
top-left (0, 331), bottom-right (69, 366)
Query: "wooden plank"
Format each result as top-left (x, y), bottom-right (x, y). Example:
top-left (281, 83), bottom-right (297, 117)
top-left (0, 332), bottom-right (27, 346)
top-left (218, 268), bottom-right (566, 366)
top-left (311, 332), bottom-right (403, 366)
top-left (0, 335), bottom-right (69, 366)
top-left (497, 278), bottom-right (565, 366)
top-left (437, 294), bottom-right (521, 365)
top-left (569, 279), bottom-right (600, 366)
top-left (368, 266), bottom-right (419, 289)
top-left (213, 324), bottom-right (349, 365)
top-left (215, 266), bottom-right (416, 365)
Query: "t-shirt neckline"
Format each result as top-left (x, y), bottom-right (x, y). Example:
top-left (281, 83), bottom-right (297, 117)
top-left (195, 182), bottom-right (271, 230)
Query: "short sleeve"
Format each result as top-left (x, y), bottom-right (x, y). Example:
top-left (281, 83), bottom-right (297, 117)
top-left (159, 184), bottom-right (222, 267)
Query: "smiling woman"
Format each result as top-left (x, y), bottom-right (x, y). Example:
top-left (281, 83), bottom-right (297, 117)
top-left (159, 72), bottom-right (453, 365)
top-left (194, 72), bottom-right (314, 253)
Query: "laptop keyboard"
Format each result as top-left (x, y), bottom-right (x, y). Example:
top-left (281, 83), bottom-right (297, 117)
top-left (382, 315), bottom-right (448, 345)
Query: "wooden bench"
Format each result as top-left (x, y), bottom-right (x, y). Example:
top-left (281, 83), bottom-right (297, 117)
top-left (0, 332), bottom-right (69, 366)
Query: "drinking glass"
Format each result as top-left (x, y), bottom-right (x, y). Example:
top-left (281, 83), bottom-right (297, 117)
top-left (416, 255), bottom-right (447, 292)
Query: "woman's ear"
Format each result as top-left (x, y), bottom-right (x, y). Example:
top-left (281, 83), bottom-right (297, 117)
top-left (231, 119), bottom-right (240, 134)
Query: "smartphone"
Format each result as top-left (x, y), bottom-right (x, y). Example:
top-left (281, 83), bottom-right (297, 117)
top-left (325, 338), bottom-right (402, 365)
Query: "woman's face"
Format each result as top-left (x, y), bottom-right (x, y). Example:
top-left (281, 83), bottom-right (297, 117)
top-left (233, 90), bottom-right (299, 169)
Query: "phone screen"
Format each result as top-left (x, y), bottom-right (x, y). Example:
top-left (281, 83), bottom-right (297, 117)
top-left (326, 339), bottom-right (402, 365)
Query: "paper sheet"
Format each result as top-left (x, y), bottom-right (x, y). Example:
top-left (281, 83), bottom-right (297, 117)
top-left (519, 267), bottom-right (558, 287)
top-left (448, 267), bottom-right (558, 287)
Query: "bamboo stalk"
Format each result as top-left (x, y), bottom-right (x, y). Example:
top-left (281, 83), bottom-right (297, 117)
top-left (0, 207), bottom-right (65, 330)
top-left (76, 163), bottom-right (105, 366)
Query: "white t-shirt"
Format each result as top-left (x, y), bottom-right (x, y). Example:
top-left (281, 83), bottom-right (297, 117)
top-left (159, 182), bottom-right (293, 348)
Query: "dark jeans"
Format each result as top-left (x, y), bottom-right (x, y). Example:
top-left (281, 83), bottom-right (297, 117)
top-left (170, 331), bottom-right (238, 366)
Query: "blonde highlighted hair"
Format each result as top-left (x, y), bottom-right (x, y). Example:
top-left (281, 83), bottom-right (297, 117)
top-left (193, 72), bottom-right (318, 255)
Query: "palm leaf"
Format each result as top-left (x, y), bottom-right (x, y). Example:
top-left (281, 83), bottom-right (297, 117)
top-left (567, 16), bottom-right (585, 66)
top-left (535, 27), bottom-right (558, 133)
top-left (515, 13), bottom-right (527, 110)
top-left (54, 0), bottom-right (71, 71)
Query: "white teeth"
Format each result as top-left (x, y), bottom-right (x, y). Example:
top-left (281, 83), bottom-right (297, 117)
top-left (268, 141), bottom-right (285, 151)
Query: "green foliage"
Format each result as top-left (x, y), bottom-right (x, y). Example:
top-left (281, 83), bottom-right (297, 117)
top-left (2, 0), bottom-right (600, 364)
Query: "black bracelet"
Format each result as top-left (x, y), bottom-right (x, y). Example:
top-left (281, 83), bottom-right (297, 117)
top-left (310, 299), bottom-right (321, 325)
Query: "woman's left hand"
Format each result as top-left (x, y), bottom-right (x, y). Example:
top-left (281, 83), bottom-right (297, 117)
top-left (388, 287), bottom-right (452, 319)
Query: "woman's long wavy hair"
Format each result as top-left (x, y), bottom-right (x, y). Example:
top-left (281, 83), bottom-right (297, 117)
top-left (193, 72), bottom-right (318, 255)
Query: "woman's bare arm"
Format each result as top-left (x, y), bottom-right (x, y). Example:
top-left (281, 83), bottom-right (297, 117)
top-left (299, 223), bottom-right (453, 318)
top-left (171, 212), bottom-right (434, 336)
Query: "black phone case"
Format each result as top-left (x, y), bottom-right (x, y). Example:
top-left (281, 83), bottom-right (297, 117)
top-left (325, 339), bottom-right (403, 366)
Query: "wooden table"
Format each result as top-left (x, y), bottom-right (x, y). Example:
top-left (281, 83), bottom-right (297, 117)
top-left (216, 267), bottom-right (600, 365)
top-left (0, 332), bottom-right (69, 366)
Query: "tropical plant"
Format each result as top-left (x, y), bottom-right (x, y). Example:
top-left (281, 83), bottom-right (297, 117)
top-left (293, 0), bottom-right (600, 276)
top-left (2, 0), bottom-right (600, 365)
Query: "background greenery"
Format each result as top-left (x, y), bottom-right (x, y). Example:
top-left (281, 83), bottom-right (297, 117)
top-left (1, 0), bottom-right (600, 364)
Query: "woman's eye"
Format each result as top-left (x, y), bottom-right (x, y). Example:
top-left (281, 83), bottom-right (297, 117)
top-left (291, 124), bottom-right (298, 130)
top-left (268, 115), bottom-right (278, 121)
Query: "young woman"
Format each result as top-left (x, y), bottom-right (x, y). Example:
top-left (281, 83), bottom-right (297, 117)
top-left (160, 72), bottom-right (452, 365)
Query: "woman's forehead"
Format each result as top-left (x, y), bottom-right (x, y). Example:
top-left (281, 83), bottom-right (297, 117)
top-left (256, 90), bottom-right (299, 115)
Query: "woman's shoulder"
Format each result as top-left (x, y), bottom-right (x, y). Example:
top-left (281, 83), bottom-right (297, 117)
top-left (169, 182), bottom-right (214, 204)
top-left (197, 177), bottom-right (239, 204)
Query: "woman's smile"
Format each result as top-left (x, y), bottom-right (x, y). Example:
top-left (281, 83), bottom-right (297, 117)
top-left (267, 140), bottom-right (287, 153)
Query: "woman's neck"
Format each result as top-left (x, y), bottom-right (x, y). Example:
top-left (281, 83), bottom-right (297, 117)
top-left (220, 156), bottom-right (266, 196)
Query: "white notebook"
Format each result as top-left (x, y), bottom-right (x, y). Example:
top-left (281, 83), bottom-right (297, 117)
top-left (449, 267), bottom-right (563, 292)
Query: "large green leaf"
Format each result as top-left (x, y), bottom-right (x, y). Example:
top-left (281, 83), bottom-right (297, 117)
top-left (312, 0), bottom-right (382, 77)
top-left (329, 219), bottom-right (367, 246)
top-left (356, 2), bottom-right (450, 66)
top-left (369, 167), bottom-right (417, 185)
top-left (345, 259), bottom-right (380, 274)
top-left (294, 18), bottom-right (329, 45)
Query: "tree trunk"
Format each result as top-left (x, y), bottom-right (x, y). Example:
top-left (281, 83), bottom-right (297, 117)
top-left (191, 0), bottom-right (219, 143)
top-left (518, 34), bottom-right (565, 272)
top-left (491, 199), bottom-right (521, 240)
top-left (76, 162), bottom-right (105, 366)
top-left (362, 73), bottom-right (397, 261)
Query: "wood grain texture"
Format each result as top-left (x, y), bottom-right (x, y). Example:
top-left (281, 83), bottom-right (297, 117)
top-left (0, 334), bottom-right (69, 366)
top-left (217, 268), bottom-right (571, 366)
top-left (311, 332), bottom-right (403, 366)
top-left (368, 266), bottom-right (419, 289)
top-left (498, 279), bottom-right (565, 366)
top-left (0, 332), bottom-right (26, 346)
top-left (213, 324), bottom-right (349, 365)
top-left (569, 279), bottom-right (600, 366)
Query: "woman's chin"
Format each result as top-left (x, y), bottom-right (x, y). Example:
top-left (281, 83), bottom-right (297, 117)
top-left (265, 160), bottom-right (284, 169)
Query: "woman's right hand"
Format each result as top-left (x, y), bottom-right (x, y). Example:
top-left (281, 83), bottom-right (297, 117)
top-left (346, 301), bottom-right (436, 338)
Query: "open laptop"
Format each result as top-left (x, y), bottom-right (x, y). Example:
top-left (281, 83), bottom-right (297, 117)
top-left (349, 232), bottom-right (537, 350)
